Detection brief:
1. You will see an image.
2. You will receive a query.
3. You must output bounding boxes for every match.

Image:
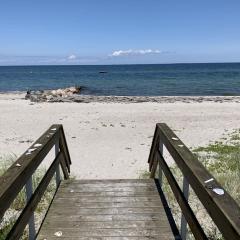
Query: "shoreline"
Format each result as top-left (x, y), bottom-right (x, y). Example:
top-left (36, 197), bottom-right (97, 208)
top-left (0, 92), bottom-right (240, 103)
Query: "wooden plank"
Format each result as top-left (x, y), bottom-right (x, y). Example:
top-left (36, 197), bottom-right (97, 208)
top-left (64, 179), bottom-right (153, 183)
top-left (0, 124), bottom-right (61, 219)
top-left (6, 151), bottom-right (63, 240)
top-left (37, 237), bottom-right (168, 240)
top-left (59, 126), bottom-right (71, 170)
top-left (60, 178), bottom-right (155, 185)
top-left (46, 207), bottom-right (164, 215)
top-left (45, 213), bottom-right (169, 222)
top-left (37, 228), bottom-right (172, 237)
top-left (158, 123), bottom-right (240, 240)
top-left (50, 201), bottom-right (163, 208)
top-left (56, 186), bottom-right (157, 192)
top-left (41, 220), bottom-right (166, 229)
top-left (150, 151), bottom-right (158, 178)
top-left (148, 125), bottom-right (160, 171)
top-left (59, 154), bottom-right (69, 179)
top-left (57, 184), bottom-right (156, 192)
top-left (52, 196), bottom-right (161, 203)
top-left (37, 179), bottom-right (174, 240)
top-left (55, 191), bottom-right (159, 197)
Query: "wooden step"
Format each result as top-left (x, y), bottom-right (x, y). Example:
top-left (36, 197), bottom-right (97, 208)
top-left (37, 179), bottom-right (174, 240)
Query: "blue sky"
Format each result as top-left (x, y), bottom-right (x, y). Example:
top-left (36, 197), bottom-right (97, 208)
top-left (0, 0), bottom-right (240, 65)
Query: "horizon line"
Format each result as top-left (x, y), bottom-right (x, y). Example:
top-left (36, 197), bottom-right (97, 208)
top-left (0, 61), bottom-right (240, 67)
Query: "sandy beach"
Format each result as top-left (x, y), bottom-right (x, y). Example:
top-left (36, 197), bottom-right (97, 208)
top-left (0, 93), bottom-right (240, 179)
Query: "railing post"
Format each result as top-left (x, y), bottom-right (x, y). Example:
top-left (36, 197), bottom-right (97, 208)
top-left (158, 141), bottom-right (163, 186)
top-left (55, 137), bottom-right (61, 187)
top-left (180, 176), bottom-right (190, 240)
top-left (25, 177), bottom-right (36, 240)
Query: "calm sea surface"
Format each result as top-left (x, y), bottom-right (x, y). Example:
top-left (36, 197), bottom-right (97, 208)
top-left (0, 63), bottom-right (240, 96)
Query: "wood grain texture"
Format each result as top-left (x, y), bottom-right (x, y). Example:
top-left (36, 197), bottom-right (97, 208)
top-left (148, 123), bottom-right (240, 240)
top-left (157, 123), bottom-right (240, 240)
top-left (37, 179), bottom-right (174, 240)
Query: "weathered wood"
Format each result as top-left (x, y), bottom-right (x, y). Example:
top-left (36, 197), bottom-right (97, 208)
top-left (6, 151), bottom-right (63, 240)
top-left (57, 186), bottom-right (157, 192)
top-left (158, 123), bottom-right (240, 240)
top-left (150, 151), bottom-right (159, 178)
top-left (59, 153), bottom-right (69, 179)
top-left (63, 179), bottom-right (153, 183)
top-left (58, 179), bottom-right (157, 192)
top-left (148, 125), bottom-right (160, 170)
top-left (60, 178), bottom-right (154, 184)
top-left (50, 201), bottom-right (163, 209)
top-left (148, 123), bottom-right (240, 240)
top-left (38, 228), bottom-right (171, 237)
top-left (46, 213), bottom-right (168, 222)
top-left (53, 196), bottom-right (162, 203)
top-left (0, 124), bottom-right (71, 240)
top-left (48, 207), bottom-right (164, 215)
top-left (156, 149), bottom-right (208, 239)
top-left (59, 125), bottom-right (71, 171)
top-left (37, 179), bottom-right (174, 240)
top-left (56, 191), bottom-right (159, 197)
top-left (37, 237), bottom-right (168, 240)
top-left (41, 220), bottom-right (167, 229)
top-left (0, 124), bottom-right (60, 219)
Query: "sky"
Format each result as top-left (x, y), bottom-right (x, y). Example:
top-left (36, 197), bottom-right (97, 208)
top-left (0, 0), bottom-right (240, 65)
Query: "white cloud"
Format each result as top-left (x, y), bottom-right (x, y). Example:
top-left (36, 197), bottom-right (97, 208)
top-left (67, 54), bottom-right (77, 60)
top-left (110, 49), bottom-right (162, 57)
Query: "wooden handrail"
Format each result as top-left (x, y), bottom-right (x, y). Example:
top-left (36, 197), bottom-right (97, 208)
top-left (148, 123), bottom-right (240, 240)
top-left (0, 124), bottom-right (71, 239)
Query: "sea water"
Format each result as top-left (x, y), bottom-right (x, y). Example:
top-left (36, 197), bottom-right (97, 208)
top-left (0, 63), bottom-right (240, 96)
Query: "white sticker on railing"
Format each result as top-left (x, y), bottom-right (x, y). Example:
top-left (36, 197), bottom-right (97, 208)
top-left (213, 188), bottom-right (224, 195)
top-left (34, 143), bottom-right (42, 147)
top-left (204, 178), bottom-right (214, 183)
top-left (28, 148), bottom-right (36, 152)
top-left (54, 231), bottom-right (63, 237)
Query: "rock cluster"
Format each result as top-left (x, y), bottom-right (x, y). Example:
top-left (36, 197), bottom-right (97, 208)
top-left (25, 86), bottom-right (81, 102)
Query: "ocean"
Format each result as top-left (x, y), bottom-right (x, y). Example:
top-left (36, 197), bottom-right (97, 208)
top-left (0, 63), bottom-right (240, 96)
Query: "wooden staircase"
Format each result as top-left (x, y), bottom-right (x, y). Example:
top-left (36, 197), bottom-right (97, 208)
top-left (1, 124), bottom-right (240, 240)
top-left (37, 179), bottom-right (174, 239)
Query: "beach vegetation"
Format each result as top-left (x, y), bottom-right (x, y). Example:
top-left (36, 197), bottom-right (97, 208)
top-left (142, 129), bottom-right (240, 239)
top-left (0, 154), bottom-right (56, 239)
top-left (138, 170), bottom-right (150, 179)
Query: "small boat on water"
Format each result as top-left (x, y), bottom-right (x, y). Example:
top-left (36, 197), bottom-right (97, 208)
top-left (99, 71), bottom-right (108, 74)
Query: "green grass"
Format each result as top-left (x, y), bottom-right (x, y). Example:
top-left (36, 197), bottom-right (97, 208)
top-left (0, 154), bottom-right (57, 239)
top-left (138, 170), bottom-right (151, 179)
top-left (193, 129), bottom-right (240, 204)
top-left (0, 221), bottom-right (14, 240)
top-left (141, 129), bottom-right (240, 240)
top-left (186, 129), bottom-right (239, 239)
